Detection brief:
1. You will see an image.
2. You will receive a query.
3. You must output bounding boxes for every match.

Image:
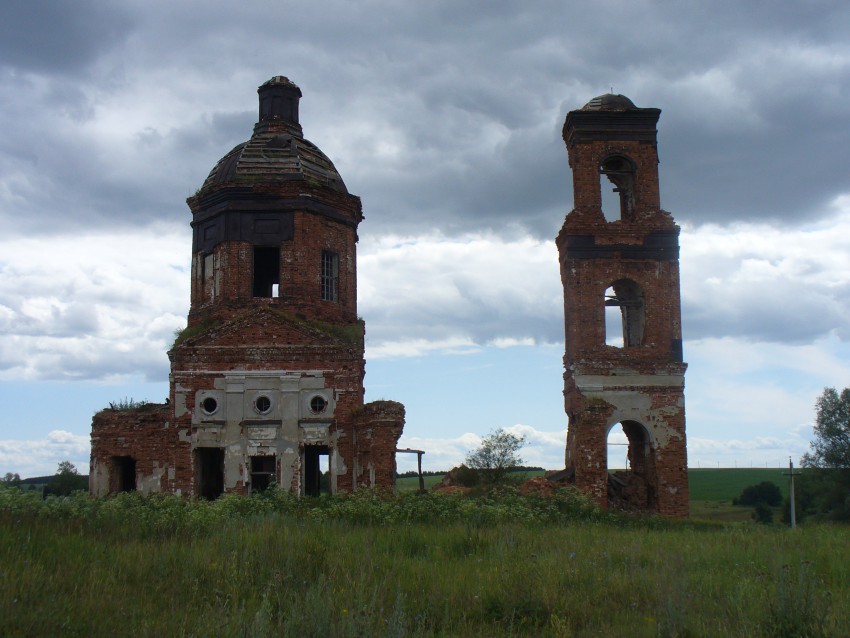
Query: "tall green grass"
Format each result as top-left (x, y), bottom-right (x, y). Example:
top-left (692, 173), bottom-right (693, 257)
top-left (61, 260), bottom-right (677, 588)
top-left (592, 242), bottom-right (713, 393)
top-left (1, 486), bottom-right (847, 636)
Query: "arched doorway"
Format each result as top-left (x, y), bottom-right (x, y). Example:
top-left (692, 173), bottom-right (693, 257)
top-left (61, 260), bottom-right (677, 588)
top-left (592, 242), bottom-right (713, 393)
top-left (606, 420), bottom-right (658, 512)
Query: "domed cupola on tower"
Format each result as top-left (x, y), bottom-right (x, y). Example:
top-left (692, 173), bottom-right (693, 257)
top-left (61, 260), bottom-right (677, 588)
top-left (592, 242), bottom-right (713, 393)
top-left (186, 76), bottom-right (361, 327)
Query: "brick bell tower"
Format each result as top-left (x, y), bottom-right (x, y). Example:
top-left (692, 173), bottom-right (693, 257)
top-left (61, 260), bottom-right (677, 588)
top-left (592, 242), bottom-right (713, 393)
top-left (90, 77), bottom-right (404, 498)
top-left (556, 94), bottom-right (688, 516)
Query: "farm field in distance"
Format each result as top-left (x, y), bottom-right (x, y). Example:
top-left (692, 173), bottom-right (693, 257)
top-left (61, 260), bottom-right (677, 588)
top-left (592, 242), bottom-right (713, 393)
top-left (2, 469), bottom-right (846, 637)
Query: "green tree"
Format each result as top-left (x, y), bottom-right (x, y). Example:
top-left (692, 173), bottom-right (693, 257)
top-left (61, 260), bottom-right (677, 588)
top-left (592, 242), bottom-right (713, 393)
top-left (44, 461), bottom-right (88, 497)
top-left (802, 387), bottom-right (850, 469)
top-left (796, 387), bottom-right (850, 521)
top-left (1, 472), bottom-right (21, 487)
top-left (57, 461), bottom-right (78, 475)
top-left (465, 428), bottom-right (526, 487)
top-left (733, 481), bottom-right (782, 507)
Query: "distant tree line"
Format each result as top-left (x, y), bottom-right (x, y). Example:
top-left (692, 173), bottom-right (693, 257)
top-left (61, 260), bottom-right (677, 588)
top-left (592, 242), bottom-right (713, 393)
top-left (1, 462), bottom-right (88, 497)
top-left (396, 470), bottom-right (446, 478)
top-left (397, 466), bottom-right (544, 479)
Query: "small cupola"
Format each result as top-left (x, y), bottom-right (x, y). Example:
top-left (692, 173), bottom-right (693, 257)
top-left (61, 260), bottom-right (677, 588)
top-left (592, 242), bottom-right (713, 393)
top-left (258, 76), bottom-right (302, 127)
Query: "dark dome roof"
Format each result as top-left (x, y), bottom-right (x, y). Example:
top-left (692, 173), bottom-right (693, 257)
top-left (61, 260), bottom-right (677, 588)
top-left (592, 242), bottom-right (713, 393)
top-left (200, 131), bottom-right (348, 193)
top-left (581, 93), bottom-right (637, 111)
top-left (198, 77), bottom-right (348, 194)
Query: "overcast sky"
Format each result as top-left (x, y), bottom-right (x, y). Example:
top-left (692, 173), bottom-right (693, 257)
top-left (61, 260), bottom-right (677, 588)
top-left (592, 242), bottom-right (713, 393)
top-left (1, 0), bottom-right (849, 477)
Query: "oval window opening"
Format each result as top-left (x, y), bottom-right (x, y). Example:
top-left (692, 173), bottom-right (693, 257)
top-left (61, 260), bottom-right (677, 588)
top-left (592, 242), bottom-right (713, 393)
top-left (255, 396), bottom-right (272, 414)
top-left (310, 396), bottom-right (328, 414)
top-left (201, 397), bottom-right (218, 415)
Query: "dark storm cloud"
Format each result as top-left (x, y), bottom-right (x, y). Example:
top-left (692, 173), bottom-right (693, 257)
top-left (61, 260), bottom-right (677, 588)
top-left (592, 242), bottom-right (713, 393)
top-left (2, 0), bottom-right (850, 236)
top-left (0, 1), bottom-right (133, 74)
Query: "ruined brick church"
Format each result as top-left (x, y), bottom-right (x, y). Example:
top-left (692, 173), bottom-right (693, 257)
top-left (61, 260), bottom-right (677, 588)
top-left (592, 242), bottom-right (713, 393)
top-left (90, 77), bottom-right (404, 498)
top-left (90, 77), bottom-right (688, 515)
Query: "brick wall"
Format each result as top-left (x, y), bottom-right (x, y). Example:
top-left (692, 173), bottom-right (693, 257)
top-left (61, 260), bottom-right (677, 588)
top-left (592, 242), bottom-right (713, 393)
top-left (352, 400), bottom-right (405, 489)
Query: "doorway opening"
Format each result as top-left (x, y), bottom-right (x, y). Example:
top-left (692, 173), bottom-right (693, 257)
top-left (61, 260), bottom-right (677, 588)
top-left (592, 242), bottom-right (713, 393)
top-left (303, 445), bottom-right (330, 497)
top-left (607, 420), bottom-right (657, 512)
top-left (111, 456), bottom-right (136, 493)
top-left (195, 447), bottom-right (224, 500)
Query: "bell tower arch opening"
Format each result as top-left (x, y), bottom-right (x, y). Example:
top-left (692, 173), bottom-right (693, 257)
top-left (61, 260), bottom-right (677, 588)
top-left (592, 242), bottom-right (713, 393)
top-left (557, 93), bottom-right (689, 516)
top-left (604, 279), bottom-right (645, 348)
top-left (599, 154), bottom-right (636, 222)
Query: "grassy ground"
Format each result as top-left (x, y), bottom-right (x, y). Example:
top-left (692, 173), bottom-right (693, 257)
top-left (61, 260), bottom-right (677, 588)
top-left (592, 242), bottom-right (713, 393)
top-left (395, 474), bottom-right (446, 491)
top-left (1, 486), bottom-right (846, 637)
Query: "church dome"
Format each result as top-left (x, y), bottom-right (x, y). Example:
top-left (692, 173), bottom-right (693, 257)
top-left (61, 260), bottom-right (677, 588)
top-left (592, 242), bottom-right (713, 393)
top-left (198, 77), bottom-right (348, 194)
top-left (581, 93), bottom-right (637, 111)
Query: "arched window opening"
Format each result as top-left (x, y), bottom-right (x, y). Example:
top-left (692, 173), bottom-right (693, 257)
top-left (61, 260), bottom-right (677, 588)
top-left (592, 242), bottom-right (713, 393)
top-left (599, 155), bottom-right (635, 222)
top-left (604, 279), bottom-right (645, 347)
top-left (606, 420), bottom-right (657, 512)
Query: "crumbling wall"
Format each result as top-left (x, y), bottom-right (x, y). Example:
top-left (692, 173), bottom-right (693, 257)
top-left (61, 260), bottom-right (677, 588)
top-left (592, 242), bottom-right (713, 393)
top-left (89, 405), bottom-right (188, 496)
top-left (351, 400), bottom-right (405, 489)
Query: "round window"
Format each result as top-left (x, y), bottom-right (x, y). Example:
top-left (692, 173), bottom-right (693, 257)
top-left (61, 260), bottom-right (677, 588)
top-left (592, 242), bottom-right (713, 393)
top-left (255, 396), bottom-right (272, 414)
top-left (310, 395), bottom-right (328, 414)
top-left (201, 397), bottom-right (218, 415)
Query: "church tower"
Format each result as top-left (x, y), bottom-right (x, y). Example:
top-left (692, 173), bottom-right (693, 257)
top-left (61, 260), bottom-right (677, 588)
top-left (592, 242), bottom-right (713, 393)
top-left (90, 77), bottom-right (404, 498)
top-left (556, 94), bottom-right (688, 516)
top-left (185, 76), bottom-right (358, 328)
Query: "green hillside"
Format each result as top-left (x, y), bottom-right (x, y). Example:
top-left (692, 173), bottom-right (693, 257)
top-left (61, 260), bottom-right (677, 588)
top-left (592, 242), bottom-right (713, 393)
top-left (688, 468), bottom-right (790, 501)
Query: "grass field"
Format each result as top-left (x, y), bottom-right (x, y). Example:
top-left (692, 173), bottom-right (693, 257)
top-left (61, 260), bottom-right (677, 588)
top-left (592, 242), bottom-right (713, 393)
top-left (688, 468), bottom-right (789, 501)
top-left (1, 486), bottom-right (846, 637)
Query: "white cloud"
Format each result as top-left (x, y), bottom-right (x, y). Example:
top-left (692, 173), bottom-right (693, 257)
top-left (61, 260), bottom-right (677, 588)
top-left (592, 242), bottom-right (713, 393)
top-left (397, 425), bottom-right (569, 473)
top-left (681, 205), bottom-right (850, 344)
top-left (360, 232), bottom-right (563, 353)
top-left (0, 225), bottom-right (189, 381)
top-left (0, 430), bottom-right (90, 478)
